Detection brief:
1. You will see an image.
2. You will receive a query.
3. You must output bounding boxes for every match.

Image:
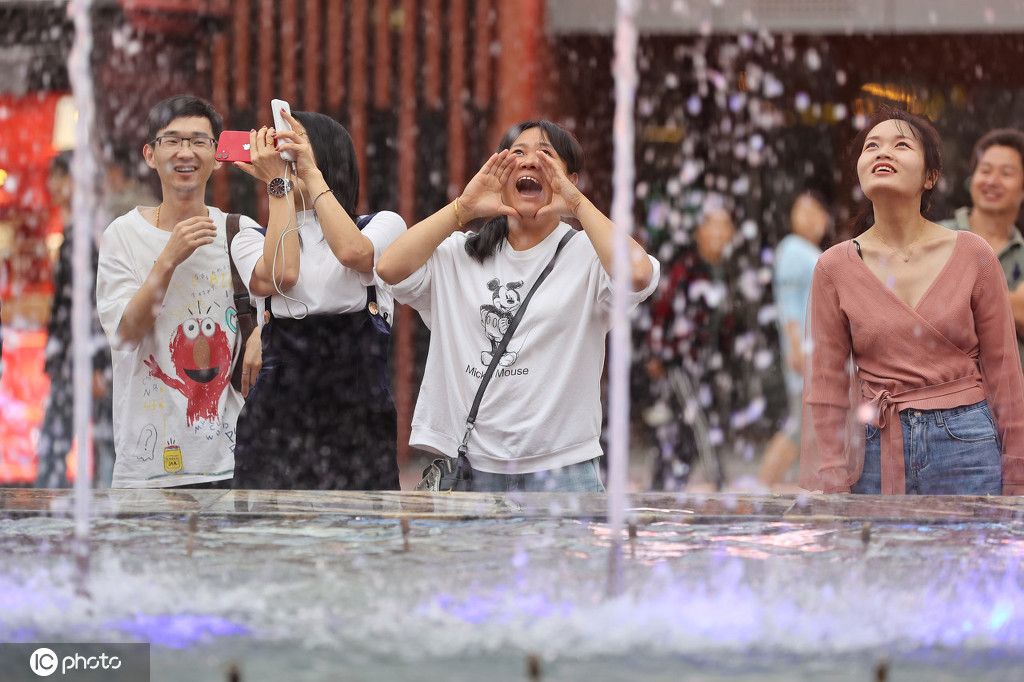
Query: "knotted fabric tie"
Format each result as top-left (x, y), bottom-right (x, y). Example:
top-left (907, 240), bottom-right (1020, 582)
top-left (865, 376), bottom-right (981, 495)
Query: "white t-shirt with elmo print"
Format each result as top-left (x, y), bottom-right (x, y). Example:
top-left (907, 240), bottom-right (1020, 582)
top-left (97, 207), bottom-right (255, 487)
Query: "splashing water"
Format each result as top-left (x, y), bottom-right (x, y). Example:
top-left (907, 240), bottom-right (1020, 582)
top-left (606, 0), bottom-right (640, 599)
top-left (1, 506), bottom-right (1023, 680)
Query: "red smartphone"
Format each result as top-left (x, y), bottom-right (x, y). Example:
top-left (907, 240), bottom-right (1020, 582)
top-left (216, 130), bottom-right (252, 163)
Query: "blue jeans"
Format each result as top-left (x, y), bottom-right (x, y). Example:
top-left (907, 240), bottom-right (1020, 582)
top-left (468, 458), bottom-right (606, 493)
top-left (853, 400), bottom-right (1002, 495)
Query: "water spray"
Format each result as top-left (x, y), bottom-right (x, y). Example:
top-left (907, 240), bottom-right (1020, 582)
top-left (68, 0), bottom-right (99, 594)
top-left (605, 0), bottom-right (639, 601)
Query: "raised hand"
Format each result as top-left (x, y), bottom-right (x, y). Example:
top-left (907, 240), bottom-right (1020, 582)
top-left (457, 150), bottom-right (521, 223)
top-left (145, 354), bottom-right (184, 392)
top-left (533, 151), bottom-right (583, 223)
top-left (232, 126), bottom-right (294, 183)
top-left (162, 215), bottom-right (217, 267)
top-left (271, 110), bottom-right (319, 181)
top-left (144, 354), bottom-right (171, 383)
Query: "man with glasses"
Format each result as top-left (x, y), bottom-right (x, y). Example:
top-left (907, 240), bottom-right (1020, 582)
top-left (97, 95), bottom-right (260, 488)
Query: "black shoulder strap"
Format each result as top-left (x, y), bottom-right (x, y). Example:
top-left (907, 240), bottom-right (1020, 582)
top-left (458, 228), bottom-right (578, 455)
top-left (225, 213), bottom-right (256, 392)
top-left (357, 213), bottom-right (383, 321)
top-left (225, 214), bottom-right (250, 313)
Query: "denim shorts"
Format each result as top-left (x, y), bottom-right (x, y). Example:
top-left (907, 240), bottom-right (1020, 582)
top-left (468, 457), bottom-right (606, 493)
top-left (853, 400), bottom-right (1002, 495)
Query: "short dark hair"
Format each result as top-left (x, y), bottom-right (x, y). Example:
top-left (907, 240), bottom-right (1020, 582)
top-left (849, 104), bottom-right (943, 234)
top-left (969, 128), bottom-right (1024, 176)
top-left (145, 95), bottom-right (223, 142)
top-left (291, 111), bottom-right (359, 220)
top-left (49, 150), bottom-right (73, 176)
top-left (792, 189), bottom-right (830, 232)
top-left (465, 120), bottom-right (584, 263)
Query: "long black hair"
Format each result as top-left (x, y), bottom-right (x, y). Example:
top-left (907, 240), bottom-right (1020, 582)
top-left (292, 111), bottom-right (360, 222)
top-left (849, 104), bottom-right (943, 235)
top-left (464, 120), bottom-right (584, 263)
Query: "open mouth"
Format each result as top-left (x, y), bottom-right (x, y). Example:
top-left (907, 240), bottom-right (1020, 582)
top-left (175, 165), bottom-right (199, 174)
top-left (872, 163), bottom-right (895, 174)
top-left (184, 367), bottom-right (220, 383)
top-left (515, 176), bottom-right (544, 197)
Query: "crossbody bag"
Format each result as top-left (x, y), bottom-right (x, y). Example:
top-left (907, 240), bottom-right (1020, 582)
top-left (415, 227), bottom-right (578, 492)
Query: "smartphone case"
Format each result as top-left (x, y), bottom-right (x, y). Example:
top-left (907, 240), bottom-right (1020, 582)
top-left (216, 131), bottom-right (252, 163)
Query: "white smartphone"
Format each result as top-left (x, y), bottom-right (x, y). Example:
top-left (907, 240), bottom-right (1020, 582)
top-left (270, 98), bottom-right (295, 162)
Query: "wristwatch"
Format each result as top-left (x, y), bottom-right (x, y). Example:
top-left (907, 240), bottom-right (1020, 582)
top-left (267, 177), bottom-right (294, 198)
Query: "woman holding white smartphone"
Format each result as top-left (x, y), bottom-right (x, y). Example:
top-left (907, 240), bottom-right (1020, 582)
top-left (229, 108), bottom-right (405, 490)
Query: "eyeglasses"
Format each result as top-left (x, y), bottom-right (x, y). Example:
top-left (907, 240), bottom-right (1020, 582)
top-left (151, 135), bottom-right (216, 151)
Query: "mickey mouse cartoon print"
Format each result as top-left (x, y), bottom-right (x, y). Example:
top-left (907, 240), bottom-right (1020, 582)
top-left (479, 278), bottom-right (524, 366)
top-left (144, 308), bottom-right (233, 426)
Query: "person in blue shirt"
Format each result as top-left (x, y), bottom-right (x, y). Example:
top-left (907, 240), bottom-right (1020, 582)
top-left (756, 191), bottom-right (829, 490)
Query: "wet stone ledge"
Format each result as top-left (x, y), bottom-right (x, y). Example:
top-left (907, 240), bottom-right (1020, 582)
top-left (0, 488), bottom-right (1022, 523)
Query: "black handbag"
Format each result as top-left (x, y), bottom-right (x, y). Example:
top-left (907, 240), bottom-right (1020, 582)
top-left (414, 228), bottom-right (577, 492)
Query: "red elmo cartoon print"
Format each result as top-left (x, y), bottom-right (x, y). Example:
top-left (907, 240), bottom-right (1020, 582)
top-left (145, 316), bottom-right (233, 425)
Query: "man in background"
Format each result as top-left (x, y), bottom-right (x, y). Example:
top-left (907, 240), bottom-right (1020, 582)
top-left (939, 128), bottom-right (1024, 367)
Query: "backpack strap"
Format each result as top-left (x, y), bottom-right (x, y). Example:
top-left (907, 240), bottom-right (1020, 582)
top-left (226, 213), bottom-right (257, 393)
top-left (356, 213), bottom-right (389, 326)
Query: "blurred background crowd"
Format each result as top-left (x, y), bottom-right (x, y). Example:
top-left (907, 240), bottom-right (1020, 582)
top-left (3, 0), bottom-right (1024, 490)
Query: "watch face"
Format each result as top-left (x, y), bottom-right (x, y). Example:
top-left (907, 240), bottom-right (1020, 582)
top-left (268, 177), bottom-right (292, 197)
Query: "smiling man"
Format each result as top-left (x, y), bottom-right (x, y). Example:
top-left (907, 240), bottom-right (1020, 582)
top-left (96, 95), bottom-right (260, 488)
top-left (940, 128), bottom-right (1024, 365)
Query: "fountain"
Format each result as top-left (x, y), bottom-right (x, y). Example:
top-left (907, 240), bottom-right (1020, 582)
top-left (2, 489), bottom-right (1024, 680)
top-left (3, 2), bottom-right (1024, 680)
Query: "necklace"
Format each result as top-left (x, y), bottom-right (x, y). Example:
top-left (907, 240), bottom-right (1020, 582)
top-left (155, 204), bottom-right (210, 230)
top-left (874, 223), bottom-right (925, 263)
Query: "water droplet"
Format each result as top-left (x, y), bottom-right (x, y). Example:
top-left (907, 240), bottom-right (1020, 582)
top-left (804, 48), bottom-right (821, 71)
top-left (687, 95), bottom-right (702, 116)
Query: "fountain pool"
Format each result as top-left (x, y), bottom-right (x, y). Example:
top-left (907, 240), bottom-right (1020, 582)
top-left (1, 489), bottom-right (1023, 681)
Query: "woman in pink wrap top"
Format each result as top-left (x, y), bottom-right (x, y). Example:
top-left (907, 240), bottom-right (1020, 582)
top-left (801, 105), bottom-right (1024, 496)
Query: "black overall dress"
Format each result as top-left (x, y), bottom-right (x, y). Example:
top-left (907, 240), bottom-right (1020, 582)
top-left (232, 217), bottom-right (400, 490)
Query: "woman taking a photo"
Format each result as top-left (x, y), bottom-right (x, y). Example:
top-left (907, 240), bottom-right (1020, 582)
top-left (801, 105), bottom-right (1024, 496)
top-left (230, 110), bottom-right (404, 490)
top-left (376, 120), bottom-right (659, 492)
